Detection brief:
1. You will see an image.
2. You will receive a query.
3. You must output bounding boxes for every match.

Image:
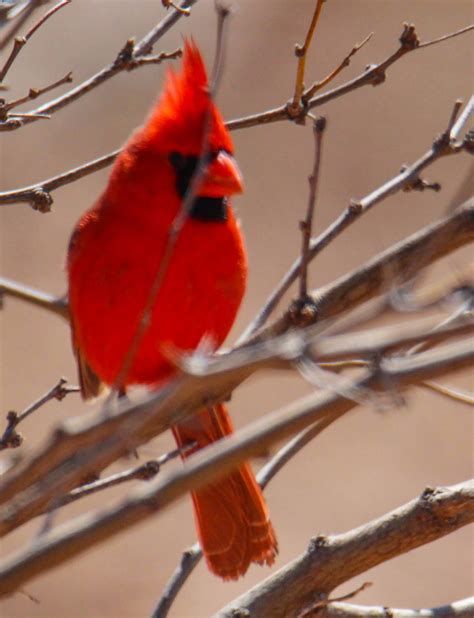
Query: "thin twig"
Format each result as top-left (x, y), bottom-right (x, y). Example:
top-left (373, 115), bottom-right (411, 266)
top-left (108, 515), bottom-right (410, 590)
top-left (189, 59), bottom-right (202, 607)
top-left (302, 32), bottom-right (373, 104)
top-left (298, 581), bottom-right (372, 617)
top-left (420, 381), bottom-right (474, 407)
top-left (0, 276), bottom-right (68, 316)
top-left (1, 71), bottom-right (72, 115)
top-left (288, 0), bottom-right (325, 119)
top-left (151, 544), bottom-right (202, 617)
top-left (0, 378), bottom-right (79, 450)
top-left (299, 116), bottom-right (326, 300)
top-left (0, 0), bottom-right (46, 52)
top-left (418, 23), bottom-right (474, 49)
top-left (0, 150), bottom-right (121, 210)
top-left (237, 100), bottom-right (473, 343)
top-left (0, 0), bottom-right (70, 82)
top-left (450, 94), bottom-right (474, 141)
top-left (57, 444), bottom-right (195, 508)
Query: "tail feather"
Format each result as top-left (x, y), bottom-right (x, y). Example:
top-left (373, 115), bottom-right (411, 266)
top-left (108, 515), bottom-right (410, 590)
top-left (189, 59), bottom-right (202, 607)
top-left (172, 404), bottom-right (277, 580)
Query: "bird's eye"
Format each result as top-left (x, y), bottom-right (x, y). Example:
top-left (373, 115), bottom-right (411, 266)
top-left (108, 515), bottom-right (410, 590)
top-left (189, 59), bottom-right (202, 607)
top-left (169, 152), bottom-right (184, 169)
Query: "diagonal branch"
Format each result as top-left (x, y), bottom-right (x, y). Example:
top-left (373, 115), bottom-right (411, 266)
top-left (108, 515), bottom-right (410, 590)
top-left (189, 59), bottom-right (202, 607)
top-left (0, 0), bottom-right (196, 131)
top-left (215, 481), bottom-right (474, 617)
top-left (0, 326), bottom-right (471, 578)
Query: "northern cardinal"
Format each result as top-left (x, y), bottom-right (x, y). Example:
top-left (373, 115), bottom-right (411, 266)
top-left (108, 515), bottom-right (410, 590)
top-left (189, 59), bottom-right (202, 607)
top-left (67, 40), bottom-right (277, 580)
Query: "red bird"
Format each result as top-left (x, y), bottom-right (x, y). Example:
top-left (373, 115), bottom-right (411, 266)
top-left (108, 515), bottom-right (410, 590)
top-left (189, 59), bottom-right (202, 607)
top-left (67, 40), bottom-right (277, 580)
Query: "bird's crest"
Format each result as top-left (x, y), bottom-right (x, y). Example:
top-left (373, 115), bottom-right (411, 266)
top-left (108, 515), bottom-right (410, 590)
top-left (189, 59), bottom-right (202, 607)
top-left (143, 39), bottom-right (233, 155)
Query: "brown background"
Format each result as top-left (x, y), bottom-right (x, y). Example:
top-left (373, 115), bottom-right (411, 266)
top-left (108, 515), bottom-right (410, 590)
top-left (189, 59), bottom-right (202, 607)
top-left (0, 1), bottom-right (472, 617)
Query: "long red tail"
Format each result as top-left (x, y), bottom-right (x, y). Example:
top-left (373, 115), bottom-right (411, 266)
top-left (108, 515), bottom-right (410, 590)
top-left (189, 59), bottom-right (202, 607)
top-left (172, 404), bottom-right (277, 580)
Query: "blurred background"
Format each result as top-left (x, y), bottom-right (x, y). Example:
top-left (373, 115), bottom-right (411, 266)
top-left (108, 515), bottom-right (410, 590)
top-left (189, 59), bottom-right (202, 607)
top-left (0, 1), bottom-right (472, 616)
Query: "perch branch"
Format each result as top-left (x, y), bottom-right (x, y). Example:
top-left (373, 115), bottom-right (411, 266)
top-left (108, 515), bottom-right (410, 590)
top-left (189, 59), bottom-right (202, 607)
top-left (0, 331), bottom-right (471, 591)
top-left (0, 447), bottom-right (471, 602)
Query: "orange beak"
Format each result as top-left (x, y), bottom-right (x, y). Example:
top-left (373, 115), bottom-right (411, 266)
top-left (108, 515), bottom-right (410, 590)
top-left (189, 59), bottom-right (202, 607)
top-left (199, 151), bottom-right (244, 198)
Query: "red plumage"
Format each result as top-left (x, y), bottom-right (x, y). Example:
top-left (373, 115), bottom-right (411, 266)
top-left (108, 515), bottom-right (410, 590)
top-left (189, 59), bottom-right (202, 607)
top-left (67, 40), bottom-right (277, 579)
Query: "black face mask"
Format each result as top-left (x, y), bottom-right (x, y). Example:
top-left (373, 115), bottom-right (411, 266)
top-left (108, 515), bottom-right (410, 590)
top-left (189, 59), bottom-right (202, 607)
top-left (169, 151), bottom-right (228, 222)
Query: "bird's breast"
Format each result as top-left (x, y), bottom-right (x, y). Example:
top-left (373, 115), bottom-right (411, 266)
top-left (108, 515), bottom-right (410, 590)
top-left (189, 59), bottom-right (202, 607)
top-left (69, 207), bottom-right (247, 386)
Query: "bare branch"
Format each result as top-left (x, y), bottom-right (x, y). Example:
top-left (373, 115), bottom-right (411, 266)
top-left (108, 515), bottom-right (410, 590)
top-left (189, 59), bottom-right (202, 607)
top-left (302, 32), bottom-right (373, 104)
top-left (1, 71), bottom-right (73, 115)
top-left (238, 98), bottom-right (473, 342)
top-left (299, 116), bottom-right (326, 301)
top-left (0, 1), bottom-right (196, 131)
top-left (57, 444), bottom-right (193, 509)
top-left (0, 276), bottom-right (68, 317)
top-left (287, 0), bottom-right (325, 119)
top-left (420, 381), bottom-right (474, 407)
top-left (418, 23), bottom-right (474, 49)
top-left (0, 378), bottom-right (79, 451)
top-left (152, 406), bottom-right (349, 618)
top-left (0, 1), bottom-right (50, 52)
top-left (0, 326), bottom-right (471, 575)
top-left (227, 23), bottom-right (473, 131)
top-left (215, 482), bottom-right (474, 617)
top-left (0, 0), bottom-right (70, 82)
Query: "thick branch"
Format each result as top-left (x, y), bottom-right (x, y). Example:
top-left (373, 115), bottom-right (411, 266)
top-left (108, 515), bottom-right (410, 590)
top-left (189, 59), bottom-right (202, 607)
top-left (215, 481), bottom-right (474, 618)
top-left (0, 340), bottom-right (471, 595)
